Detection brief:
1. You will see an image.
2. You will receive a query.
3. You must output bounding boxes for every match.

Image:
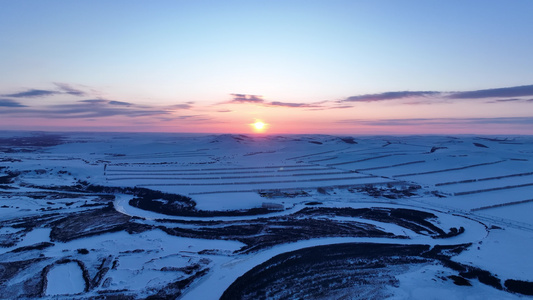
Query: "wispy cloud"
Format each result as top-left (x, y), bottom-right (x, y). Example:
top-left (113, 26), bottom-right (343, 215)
top-left (78, 99), bottom-right (135, 106)
top-left (450, 84), bottom-right (533, 99)
top-left (338, 117), bottom-right (533, 126)
top-left (229, 86), bottom-right (533, 107)
top-left (53, 82), bottom-right (87, 96)
top-left (157, 114), bottom-right (212, 122)
top-left (484, 98), bottom-right (533, 104)
top-left (339, 84), bottom-right (533, 104)
top-left (229, 94), bottom-right (265, 104)
top-left (170, 103), bottom-right (193, 109)
top-left (3, 83), bottom-right (89, 99)
top-left (0, 82), bottom-right (200, 121)
top-left (225, 93), bottom-right (351, 110)
top-left (343, 91), bottom-right (440, 102)
top-left (0, 99), bottom-right (27, 107)
top-left (3, 89), bottom-right (60, 98)
top-left (108, 100), bottom-right (133, 106)
top-left (268, 101), bottom-right (320, 108)
top-left (0, 98), bottom-right (191, 119)
top-left (488, 98), bottom-right (522, 103)
top-left (79, 99), bottom-right (107, 104)
top-left (39, 101), bottom-right (169, 118)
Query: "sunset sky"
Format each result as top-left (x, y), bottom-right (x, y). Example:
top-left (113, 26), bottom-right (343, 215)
top-left (1, 0), bottom-right (533, 134)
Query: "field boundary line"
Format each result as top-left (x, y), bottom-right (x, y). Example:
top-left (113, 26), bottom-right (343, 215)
top-left (106, 171), bottom-right (355, 181)
top-left (287, 147), bottom-right (349, 160)
top-left (136, 175), bottom-right (378, 186)
top-left (186, 181), bottom-right (407, 195)
top-left (327, 154), bottom-right (405, 167)
top-left (471, 198), bottom-right (533, 211)
top-left (454, 182), bottom-right (533, 196)
top-left (436, 171), bottom-right (533, 186)
top-left (354, 160), bottom-right (425, 171)
top-left (394, 160), bottom-right (505, 178)
top-left (106, 164), bottom-right (317, 172)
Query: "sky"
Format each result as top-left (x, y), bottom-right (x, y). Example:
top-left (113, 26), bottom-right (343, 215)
top-left (1, 0), bottom-right (533, 135)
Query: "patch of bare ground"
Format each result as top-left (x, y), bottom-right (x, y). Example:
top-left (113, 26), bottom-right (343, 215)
top-left (161, 207), bottom-right (463, 253)
top-left (220, 243), bottom-right (519, 300)
top-left (49, 204), bottom-right (152, 242)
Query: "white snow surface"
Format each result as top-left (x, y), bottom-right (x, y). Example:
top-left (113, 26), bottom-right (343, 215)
top-left (45, 262), bottom-right (85, 296)
top-left (1, 132), bottom-right (533, 299)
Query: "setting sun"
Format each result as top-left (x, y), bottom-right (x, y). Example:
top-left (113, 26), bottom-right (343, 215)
top-left (251, 120), bottom-right (267, 132)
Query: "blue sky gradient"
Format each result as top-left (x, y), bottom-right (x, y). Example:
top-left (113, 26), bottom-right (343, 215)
top-left (1, 1), bottom-right (533, 133)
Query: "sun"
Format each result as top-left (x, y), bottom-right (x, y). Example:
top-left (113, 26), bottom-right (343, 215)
top-left (251, 120), bottom-right (268, 132)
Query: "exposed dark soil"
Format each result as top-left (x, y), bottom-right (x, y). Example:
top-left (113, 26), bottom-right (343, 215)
top-left (505, 279), bottom-right (533, 296)
top-left (129, 197), bottom-right (275, 217)
top-left (10, 242), bottom-right (55, 253)
top-left (339, 137), bottom-right (358, 144)
top-left (0, 258), bottom-right (48, 298)
top-left (429, 146), bottom-right (448, 153)
top-left (49, 205), bottom-right (152, 242)
top-left (159, 207), bottom-right (461, 253)
top-left (146, 268), bottom-right (210, 300)
top-left (0, 213), bottom-right (63, 247)
top-left (221, 243), bottom-right (429, 300)
top-left (473, 142), bottom-right (489, 148)
top-left (0, 134), bottom-right (67, 153)
top-left (448, 275), bottom-right (471, 286)
top-left (354, 184), bottom-right (421, 199)
top-left (220, 243), bottom-right (508, 300)
top-left (295, 207), bottom-right (457, 238)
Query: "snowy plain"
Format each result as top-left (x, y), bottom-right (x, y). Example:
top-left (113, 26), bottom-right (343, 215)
top-left (0, 132), bottom-right (532, 299)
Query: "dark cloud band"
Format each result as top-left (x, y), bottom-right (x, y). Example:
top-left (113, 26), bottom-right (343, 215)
top-left (0, 99), bottom-right (27, 107)
top-left (340, 84), bottom-right (533, 103)
top-left (3, 89), bottom-right (59, 98)
top-left (338, 117), bottom-right (533, 126)
top-left (451, 85), bottom-right (533, 99)
top-left (343, 91), bottom-right (440, 102)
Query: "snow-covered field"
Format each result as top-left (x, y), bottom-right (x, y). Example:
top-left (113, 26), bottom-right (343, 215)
top-left (0, 132), bottom-right (532, 299)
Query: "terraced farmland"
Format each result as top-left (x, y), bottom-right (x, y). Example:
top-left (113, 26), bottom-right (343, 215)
top-left (1, 132), bottom-right (533, 299)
